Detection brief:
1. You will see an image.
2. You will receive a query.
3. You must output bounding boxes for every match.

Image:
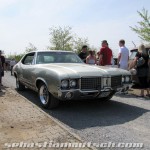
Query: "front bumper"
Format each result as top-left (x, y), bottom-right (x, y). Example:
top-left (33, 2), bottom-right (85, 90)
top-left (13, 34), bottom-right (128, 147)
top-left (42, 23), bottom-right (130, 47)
top-left (57, 84), bottom-right (131, 100)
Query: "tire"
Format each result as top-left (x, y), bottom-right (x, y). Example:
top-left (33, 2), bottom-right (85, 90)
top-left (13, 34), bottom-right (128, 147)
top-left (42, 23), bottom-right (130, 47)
top-left (38, 83), bottom-right (59, 109)
top-left (16, 77), bottom-right (25, 91)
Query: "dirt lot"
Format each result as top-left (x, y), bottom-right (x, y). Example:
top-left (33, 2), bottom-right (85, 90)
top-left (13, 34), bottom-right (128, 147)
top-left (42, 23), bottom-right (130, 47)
top-left (0, 87), bottom-right (93, 150)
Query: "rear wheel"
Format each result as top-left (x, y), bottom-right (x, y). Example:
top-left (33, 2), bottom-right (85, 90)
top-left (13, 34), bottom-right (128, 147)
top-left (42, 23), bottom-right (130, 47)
top-left (38, 83), bottom-right (59, 109)
top-left (16, 77), bottom-right (25, 91)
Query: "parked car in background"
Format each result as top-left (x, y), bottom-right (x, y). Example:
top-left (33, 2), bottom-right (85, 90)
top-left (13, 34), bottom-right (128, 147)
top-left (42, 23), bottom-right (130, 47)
top-left (13, 50), bottom-right (132, 109)
top-left (129, 45), bottom-right (150, 85)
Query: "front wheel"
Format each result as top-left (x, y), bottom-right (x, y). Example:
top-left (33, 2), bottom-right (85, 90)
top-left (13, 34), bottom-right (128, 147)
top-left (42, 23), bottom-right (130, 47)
top-left (16, 77), bottom-right (25, 91)
top-left (38, 83), bottom-right (59, 109)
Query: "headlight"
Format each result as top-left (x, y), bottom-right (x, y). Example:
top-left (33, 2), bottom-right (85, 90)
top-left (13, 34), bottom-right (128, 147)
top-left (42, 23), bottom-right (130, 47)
top-left (70, 80), bottom-right (77, 88)
top-left (125, 76), bottom-right (130, 82)
top-left (61, 80), bottom-right (69, 88)
top-left (122, 77), bottom-right (125, 83)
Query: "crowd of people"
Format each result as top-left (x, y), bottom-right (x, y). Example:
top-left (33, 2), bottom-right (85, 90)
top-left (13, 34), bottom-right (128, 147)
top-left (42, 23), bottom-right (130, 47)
top-left (0, 40), bottom-right (150, 96)
top-left (78, 39), bottom-right (129, 68)
top-left (78, 39), bottom-right (150, 97)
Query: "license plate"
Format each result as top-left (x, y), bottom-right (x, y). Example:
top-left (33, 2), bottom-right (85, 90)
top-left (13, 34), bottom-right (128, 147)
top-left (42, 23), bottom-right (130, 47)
top-left (98, 92), bottom-right (110, 98)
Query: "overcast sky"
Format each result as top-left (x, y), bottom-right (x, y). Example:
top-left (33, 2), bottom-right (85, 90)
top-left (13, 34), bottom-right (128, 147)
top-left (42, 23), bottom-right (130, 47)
top-left (0, 0), bottom-right (150, 56)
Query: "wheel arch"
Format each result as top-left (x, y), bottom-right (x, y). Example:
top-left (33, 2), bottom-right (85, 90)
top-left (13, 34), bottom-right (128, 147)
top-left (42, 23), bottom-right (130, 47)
top-left (36, 78), bottom-right (48, 90)
top-left (13, 72), bottom-right (17, 78)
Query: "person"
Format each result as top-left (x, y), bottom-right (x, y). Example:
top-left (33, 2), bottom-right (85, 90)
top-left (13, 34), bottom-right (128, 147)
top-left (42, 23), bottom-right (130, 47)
top-left (98, 40), bottom-right (112, 66)
top-left (10, 59), bottom-right (16, 75)
top-left (5, 62), bottom-right (8, 72)
top-left (0, 50), bottom-right (5, 86)
top-left (132, 44), bottom-right (150, 97)
top-left (86, 50), bottom-right (97, 65)
top-left (117, 39), bottom-right (129, 70)
top-left (78, 45), bottom-right (88, 63)
top-left (0, 58), bottom-right (2, 92)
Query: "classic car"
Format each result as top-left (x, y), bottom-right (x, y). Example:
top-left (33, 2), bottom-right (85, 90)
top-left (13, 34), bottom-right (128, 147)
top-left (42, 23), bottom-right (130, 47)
top-left (129, 46), bottom-right (150, 85)
top-left (13, 50), bottom-right (132, 109)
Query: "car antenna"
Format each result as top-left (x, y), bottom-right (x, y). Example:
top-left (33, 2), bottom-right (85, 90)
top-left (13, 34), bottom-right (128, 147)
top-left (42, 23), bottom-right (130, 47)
top-left (132, 41), bottom-right (136, 47)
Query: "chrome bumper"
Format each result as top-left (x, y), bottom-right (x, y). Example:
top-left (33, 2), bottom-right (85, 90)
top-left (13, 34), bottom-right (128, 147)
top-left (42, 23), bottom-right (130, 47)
top-left (57, 84), bottom-right (132, 100)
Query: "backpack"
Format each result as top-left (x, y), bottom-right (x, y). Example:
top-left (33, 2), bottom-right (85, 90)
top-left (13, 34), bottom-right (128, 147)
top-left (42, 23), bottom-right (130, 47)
top-left (137, 53), bottom-right (145, 67)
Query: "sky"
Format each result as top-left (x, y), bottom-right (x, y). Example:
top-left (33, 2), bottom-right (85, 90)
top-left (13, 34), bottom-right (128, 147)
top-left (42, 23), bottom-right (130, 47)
top-left (0, 0), bottom-right (150, 56)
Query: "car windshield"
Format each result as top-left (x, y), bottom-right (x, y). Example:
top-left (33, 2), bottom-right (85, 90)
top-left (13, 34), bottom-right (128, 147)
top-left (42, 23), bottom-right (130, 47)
top-left (36, 51), bottom-right (83, 64)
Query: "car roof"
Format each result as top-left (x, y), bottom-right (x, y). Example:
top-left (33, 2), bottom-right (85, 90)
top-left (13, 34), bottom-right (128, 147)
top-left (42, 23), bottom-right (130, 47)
top-left (27, 50), bottom-right (75, 53)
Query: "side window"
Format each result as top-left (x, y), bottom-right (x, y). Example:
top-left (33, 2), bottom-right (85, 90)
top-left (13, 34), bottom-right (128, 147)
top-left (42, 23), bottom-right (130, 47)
top-left (22, 53), bottom-right (35, 65)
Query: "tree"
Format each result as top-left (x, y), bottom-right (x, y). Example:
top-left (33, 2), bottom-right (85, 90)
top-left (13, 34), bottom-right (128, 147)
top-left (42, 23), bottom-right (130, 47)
top-left (73, 37), bottom-right (89, 54)
top-left (130, 8), bottom-right (150, 42)
top-left (48, 26), bottom-right (74, 50)
top-left (25, 43), bottom-right (37, 53)
top-left (7, 54), bottom-right (24, 62)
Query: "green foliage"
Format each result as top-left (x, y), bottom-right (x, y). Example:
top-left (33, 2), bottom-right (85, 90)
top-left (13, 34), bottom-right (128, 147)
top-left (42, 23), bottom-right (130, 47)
top-left (7, 54), bottom-right (24, 62)
top-left (48, 26), bottom-right (90, 52)
top-left (7, 43), bottom-right (37, 62)
top-left (49, 26), bottom-right (73, 51)
top-left (25, 43), bottom-right (37, 53)
top-left (130, 8), bottom-right (150, 42)
top-left (73, 37), bottom-right (89, 54)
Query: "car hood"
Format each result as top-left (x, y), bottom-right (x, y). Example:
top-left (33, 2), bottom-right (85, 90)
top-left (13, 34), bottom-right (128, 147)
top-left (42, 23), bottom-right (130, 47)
top-left (39, 63), bottom-right (131, 78)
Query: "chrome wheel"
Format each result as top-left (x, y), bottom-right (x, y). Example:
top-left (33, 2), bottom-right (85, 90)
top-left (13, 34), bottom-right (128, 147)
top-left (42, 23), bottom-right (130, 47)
top-left (16, 78), bottom-right (19, 89)
top-left (16, 77), bottom-right (25, 91)
top-left (39, 85), bottom-right (49, 105)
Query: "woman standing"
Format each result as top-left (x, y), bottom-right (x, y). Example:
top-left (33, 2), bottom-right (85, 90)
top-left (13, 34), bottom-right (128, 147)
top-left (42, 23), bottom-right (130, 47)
top-left (86, 50), bottom-right (97, 65)
top-left (132, 44), bottom-right (150, 97)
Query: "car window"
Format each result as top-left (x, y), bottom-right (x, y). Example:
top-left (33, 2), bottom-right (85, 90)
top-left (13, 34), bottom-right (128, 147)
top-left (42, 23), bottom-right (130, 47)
top-left (36, 52), bottom-right (83, 64)
top-left (130, 51), bottom-right (137, 60)
top-left (36, 55), bottom-right (55, 64)
top-left (22, 53), bottom-right (35, 65)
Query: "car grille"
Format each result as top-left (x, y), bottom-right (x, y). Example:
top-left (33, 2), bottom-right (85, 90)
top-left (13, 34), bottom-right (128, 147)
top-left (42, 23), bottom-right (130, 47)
top-left (111, 76), bottom-right (122, 87)
top-left (81, 77), bottom-right (101, 90)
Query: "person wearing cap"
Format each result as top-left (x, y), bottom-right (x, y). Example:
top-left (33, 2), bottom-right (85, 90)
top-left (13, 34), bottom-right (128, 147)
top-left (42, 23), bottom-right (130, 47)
top-left (98, 40), bottom-right (112, 66)
top-left (117, 39), bottom-right (129, 70)
top-left (0, 50), bottom-right (5, 87)
top-left (78, 45), bottom-right (88, 63)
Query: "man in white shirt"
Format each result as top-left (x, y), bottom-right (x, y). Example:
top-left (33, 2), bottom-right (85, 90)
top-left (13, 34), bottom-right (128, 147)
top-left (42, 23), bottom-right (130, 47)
top-left (10, 59), bottom-right (16, 75)
top-left (117, 39), bottom-right (129, 70)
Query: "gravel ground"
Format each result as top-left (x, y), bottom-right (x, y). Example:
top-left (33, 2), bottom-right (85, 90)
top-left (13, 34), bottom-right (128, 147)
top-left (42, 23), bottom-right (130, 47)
top-left (0, 87), bottom-right (93, 150)
top-left (2, 72), bottom-right (150, 150)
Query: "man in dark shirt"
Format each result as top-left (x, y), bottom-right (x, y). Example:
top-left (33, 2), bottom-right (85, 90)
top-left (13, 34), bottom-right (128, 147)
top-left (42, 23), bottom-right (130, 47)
top-left (78, 45), bottom-right (88, 63)
top-left (0, 50), bottom-right (5, 86)
top-left (98, 40), bottom-right (112, 66)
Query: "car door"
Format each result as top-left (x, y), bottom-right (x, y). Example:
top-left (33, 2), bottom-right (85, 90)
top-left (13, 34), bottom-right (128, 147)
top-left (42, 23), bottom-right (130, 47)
top-left (21, 52), bottom-right (36, 89)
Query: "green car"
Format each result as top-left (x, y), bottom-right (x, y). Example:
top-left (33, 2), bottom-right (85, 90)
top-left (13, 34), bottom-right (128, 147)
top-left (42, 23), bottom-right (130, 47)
top-left (13, 50), bottom-right (132, 109)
